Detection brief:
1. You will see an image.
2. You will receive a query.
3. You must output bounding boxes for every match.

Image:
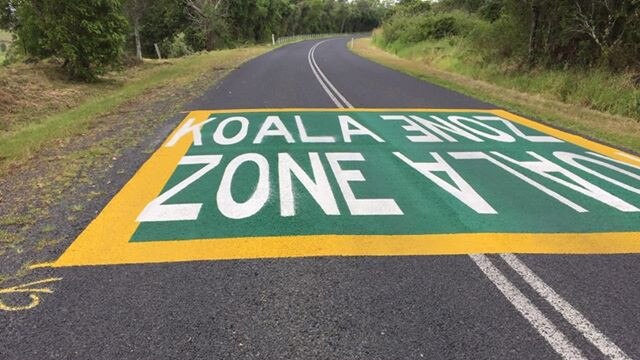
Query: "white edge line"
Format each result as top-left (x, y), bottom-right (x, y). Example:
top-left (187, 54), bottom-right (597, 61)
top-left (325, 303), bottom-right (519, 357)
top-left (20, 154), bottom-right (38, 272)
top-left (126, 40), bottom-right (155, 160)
top-left (500, 254), bottom-right (631, 360)
top-left (469, 254), bottom-right (586, 360)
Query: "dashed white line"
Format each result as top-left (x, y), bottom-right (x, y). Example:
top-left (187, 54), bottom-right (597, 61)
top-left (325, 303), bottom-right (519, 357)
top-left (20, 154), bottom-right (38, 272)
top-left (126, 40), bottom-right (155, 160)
top-left (501, 254), bottom-right (632, 360)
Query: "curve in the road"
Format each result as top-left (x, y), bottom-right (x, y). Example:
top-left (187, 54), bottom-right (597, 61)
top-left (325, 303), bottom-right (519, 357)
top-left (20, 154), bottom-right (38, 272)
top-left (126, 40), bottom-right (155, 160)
top-left (308, 39), bottom-right (353, 108)
top-left (303, 37), bottom-right (633, 360)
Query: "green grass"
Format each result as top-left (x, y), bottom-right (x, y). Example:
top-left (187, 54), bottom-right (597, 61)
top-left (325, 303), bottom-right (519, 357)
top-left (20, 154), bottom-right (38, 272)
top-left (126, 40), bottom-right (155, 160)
top-left (374, 34), bottom-right (640, 121)
top-left (0, 46), bottom-right (268, 172)
top-left (0, 214), bottom-right (35, 227)
top-left (353, 37), bottom-right (640, 153)
top-left (0, 229), bottom-right (23, 246)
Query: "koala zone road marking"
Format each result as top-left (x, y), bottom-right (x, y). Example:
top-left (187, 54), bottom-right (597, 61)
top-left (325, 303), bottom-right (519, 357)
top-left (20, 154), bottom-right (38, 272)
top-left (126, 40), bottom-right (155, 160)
top-left (54, 108), bottom-right (640, 267)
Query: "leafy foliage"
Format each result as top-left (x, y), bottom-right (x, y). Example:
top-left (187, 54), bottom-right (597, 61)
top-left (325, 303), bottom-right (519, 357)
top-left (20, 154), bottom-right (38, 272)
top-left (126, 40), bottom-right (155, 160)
top-left (373, 0), bottom-right (640, 121)
top-left (11, 0), bottom-right (127, 81)
top-left (379, 0), bottom-right (640, 71)
top-left (6, 0), bottom-right (389, 80)
top-left (163, 32), bottom-right (194, 58)
top-left (440, 0), bottom-right (640, 69)
top-left (382, 10), bottom-right (481, 45)
top-left (137, 0), bottom-right (388, 55)
top-left (0, 0), bottom-right (16, 30)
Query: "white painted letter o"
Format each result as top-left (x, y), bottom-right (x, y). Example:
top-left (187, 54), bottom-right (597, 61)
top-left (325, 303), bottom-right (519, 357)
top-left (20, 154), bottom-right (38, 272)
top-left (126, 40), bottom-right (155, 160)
top-left (213, 116), bottom-right (249, 145)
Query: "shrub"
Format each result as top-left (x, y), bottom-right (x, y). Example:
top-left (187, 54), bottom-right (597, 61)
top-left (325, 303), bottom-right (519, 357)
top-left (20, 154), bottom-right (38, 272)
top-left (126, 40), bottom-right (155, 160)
top-left (381, 10), bottom-right (483, 46)
top-left (15, 0), bottom-right (128, 81)
top-left (430, 16), bottom-right (457, 39)
top-left (2, 42), bottom-right (23, 65)
top-left (467, 14), bottom-right (528, 63)
top-left (478, 0), bottom-right (503, 22)
top-left (162, 32), bottom-right (194, 58)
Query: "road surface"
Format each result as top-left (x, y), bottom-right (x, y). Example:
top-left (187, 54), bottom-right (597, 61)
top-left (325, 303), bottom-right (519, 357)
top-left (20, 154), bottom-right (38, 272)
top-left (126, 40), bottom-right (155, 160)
top-left (2, 37), bottom-right (640, 359)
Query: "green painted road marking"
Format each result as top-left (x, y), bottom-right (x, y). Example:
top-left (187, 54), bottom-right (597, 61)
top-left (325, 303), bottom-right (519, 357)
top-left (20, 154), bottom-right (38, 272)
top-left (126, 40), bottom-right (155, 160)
top-left (54, 109), bottom-right (640, 267)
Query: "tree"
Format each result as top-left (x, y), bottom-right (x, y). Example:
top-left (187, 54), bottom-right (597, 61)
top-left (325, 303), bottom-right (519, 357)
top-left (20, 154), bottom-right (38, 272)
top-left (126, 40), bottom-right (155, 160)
top-left (138, 0), bottom-right (187, 57)
top-left (385, 0), bottom-right (640, 69)
top-left (13, 1), bottom-right (53, 58)
top-left (0, 0), bottom-right (17, 30)
top-left (573, 0), bottom-right (636, 64)
top-left (124, 0), bottom-right (148, 60)
top-left (185, 0), bottom-right (230, 50)
top-left (179, 0), bottom-right (387, 49)
top-left (15, 0), bottom-right (128, 81)
top-left (527, 0), bottom-right (541, 68)
top-left (8, 0), bottom-right (388, 71)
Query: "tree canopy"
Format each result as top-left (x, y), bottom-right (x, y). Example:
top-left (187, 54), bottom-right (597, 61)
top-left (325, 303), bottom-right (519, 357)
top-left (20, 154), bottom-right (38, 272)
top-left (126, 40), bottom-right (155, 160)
top-left (1, 0), bottom-right (389, 80)
top-left (138, 0), bottom-right (388, 53)
top-left (5, 0), bottom-right (127, 81)
top-left (434, 0), bottom-right (640, 69)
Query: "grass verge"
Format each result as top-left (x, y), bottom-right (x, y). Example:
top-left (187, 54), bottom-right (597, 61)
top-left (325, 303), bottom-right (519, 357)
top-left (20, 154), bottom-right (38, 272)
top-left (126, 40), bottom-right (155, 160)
top-left (0, 46), bottom-right (269, 173)
top-left (352, 37), bottom-right (640, 153)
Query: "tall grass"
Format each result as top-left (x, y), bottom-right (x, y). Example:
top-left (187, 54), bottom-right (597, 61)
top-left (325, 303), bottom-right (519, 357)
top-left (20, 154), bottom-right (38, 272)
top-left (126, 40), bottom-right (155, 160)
top-left (0, 46), bottom-right (268, 170)
top-left (354, 37), bottom-right (640, 152)
top-left (373, 13), bottom-right (640, 121)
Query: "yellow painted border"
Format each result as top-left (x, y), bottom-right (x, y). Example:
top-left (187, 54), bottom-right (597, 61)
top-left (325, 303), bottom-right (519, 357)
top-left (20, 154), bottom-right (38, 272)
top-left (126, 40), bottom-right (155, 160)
top-left (53, 108), bottom-right (640, 267)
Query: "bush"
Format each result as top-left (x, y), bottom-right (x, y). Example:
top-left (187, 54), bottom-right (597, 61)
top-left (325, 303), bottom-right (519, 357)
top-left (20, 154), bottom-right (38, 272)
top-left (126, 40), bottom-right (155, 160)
top-left (430, 16), bottom-right (457, 39)
top-left (162, 32), bottom-right (194, 58)
top-left (478, 0), bottom-right (503, 22)
top-left (2, 42), bottom-right (23, 65)
top-left (467, 14), bottom-right (528, 63)
top-left (15, 0), bottom-right (128, 81)
top-left (14, 2), bottom-right (52, 59)
top-left (381, 10), bottom-right (482, 46)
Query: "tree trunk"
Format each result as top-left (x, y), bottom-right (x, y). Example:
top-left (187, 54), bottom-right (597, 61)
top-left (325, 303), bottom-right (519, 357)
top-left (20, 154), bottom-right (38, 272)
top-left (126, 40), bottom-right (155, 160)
top-left (134, 15), bottom-right (142, 60)
top-left (527, 2), bottom-right (540, 69)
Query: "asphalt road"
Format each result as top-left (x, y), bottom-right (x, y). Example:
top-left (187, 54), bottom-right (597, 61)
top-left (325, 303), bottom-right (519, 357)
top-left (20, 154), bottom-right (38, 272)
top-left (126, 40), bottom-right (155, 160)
top-left (3, 37), bottom-right (640, 359)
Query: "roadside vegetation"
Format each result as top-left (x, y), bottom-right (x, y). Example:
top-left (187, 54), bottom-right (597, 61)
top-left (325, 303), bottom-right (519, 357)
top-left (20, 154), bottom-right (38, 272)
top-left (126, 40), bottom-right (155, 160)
top-left (354, 38), bottom-right (640, 152)
top-left (0, 0), bottom-right (386, 80)
top-left (0, 45), bottom-right (268, 281)
top-left (0, 0), bottom-right (388, 169)
top-left (362, 0), bottom-right (640, 151)
top-left (0, 46), bottom-right (268, 171)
